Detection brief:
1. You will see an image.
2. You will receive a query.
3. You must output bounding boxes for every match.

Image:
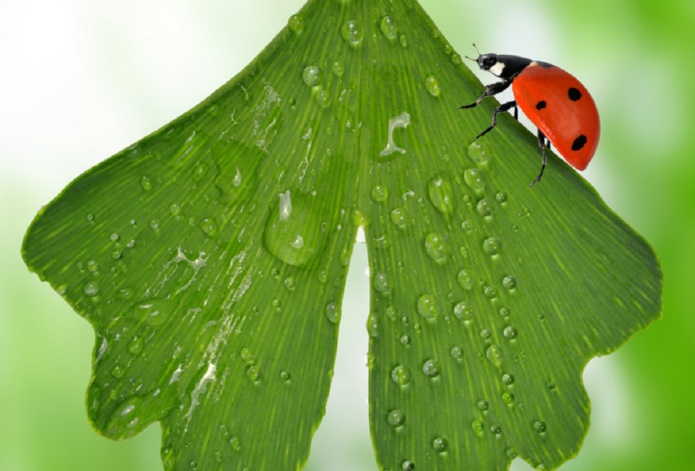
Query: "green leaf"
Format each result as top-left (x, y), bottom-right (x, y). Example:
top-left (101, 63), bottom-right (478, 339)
top-left (22, 0), bottom-right (661, 470)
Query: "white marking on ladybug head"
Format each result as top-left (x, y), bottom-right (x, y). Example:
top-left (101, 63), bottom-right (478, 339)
top-left (489, 61), bottom-right (506, 77)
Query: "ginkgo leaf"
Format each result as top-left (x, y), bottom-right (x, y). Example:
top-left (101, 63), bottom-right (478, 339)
top-left (22, 0), bottom-right (662, 470)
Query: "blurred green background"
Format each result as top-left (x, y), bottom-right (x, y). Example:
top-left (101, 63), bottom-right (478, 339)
top-left (1, 0), bottom-right (689, 469)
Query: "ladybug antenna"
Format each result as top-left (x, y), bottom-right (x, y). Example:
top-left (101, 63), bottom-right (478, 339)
top-left (464, 43), bottom-right (481, 62)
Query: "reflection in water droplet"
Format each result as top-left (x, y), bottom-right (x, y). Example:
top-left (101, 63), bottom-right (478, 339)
top-left (483, 237), bottom-right (502, 256)
top-left (380, 16), bottom-right (398, 40)
top-left (486, 344), bottom-right (503, 367)
top-left (427, 176), bottom-right (454, 217)
top-left (341, 20), bottom-right (365, 47)
top-left (425, 75), bottom-right (441, 97)
top-left (302, 65), bottom-right (322, 87)
top-left (325, 302), bottom-right (340, 324)
top-left (371, 184), bottom-right (389, 203)
top-left (453, 301), bottom-right (474, 321)
top-left (464, 168), bottom-right (486, 193)
top-left (390, 208), bottom-right (408, 229)
top-left (432, 436), bottom-right (448, 453)
top-left (468, 140), bottom-right (490, 164)
top-left (373, 271), bottom-right (392, 295)
top-left (83, 281), bottom-right (99, 297)
top-left (391, 365), bottom-right (412, 386)
top-left (533, 420), bottom-right (547, 434)
top-left (422, 359), bottom-right (440, 378)
top-left (288, 14), bottom-right (304, 34)
top-left (417, 294), bottom-right (439, 320)
top-left (503, 325), bottom-right (518, 340)
top-left (263, 192), bottom-right (327, 267)
top-left (424, 233), bottom-right (448, 264)
top-left (457, 269), bottom-right (474, 290)
top-left (387, 409), bottom-right (405, 427)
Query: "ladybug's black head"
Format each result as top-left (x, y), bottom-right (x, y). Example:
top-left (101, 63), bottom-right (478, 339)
top-left (475, 54), bottom-right (499, 72)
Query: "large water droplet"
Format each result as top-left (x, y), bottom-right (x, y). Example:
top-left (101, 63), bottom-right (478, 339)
top-left (424, 232), bottom-right (448, 264)
top-left (302, 65), bottom-right (322, 87)
top-left (432, 436), bottom-right (448, 453)
top-left (482, 237), bottom-right (502, 256)
top-left (325, 302), bottom-right (340, 324)
top-left (457, 269), bottom-right (474, 290)
top-left (263, 191), bottom-right (327, 267)
top-left (422, 358), bottom-right (440, 378)
top-left (468, 141), bottom-right (490, 165)
top-left (425, 75), bottom-right (441, 97)
top-left (380, 16), bottom-right (398, 40)
top-left (341, 20), bottom-right (365, 47)
top-left (390, 208), bottom-right (408, 229)
top-left (391, 365), bottom-right (412, 386)
top-left (486, 344), bottom-right (503, 367)
top-left (464, 168), bottom-right (486, 193)
top-left (503, 325), bottom-right (518, 340)
top-left (373, 271), bottom-right (392, 295)
top-left (453, 301), bottom-right (474, 321)
top-left (387, 409), bottom-right (405, 427)
top-left (288, 14), bottom-right (304, 34)
top-left (417, 294), bottom-right (439, 320)
top-left (427, 176), bottom-right (454, 217)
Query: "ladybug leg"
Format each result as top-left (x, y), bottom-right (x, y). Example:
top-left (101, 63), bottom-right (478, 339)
top-left (531, 129), bottom-right (549, 187)
top-left (475, 100), bottom-right (517, 139)
top-left (459, 80), bottom-right (511, 110)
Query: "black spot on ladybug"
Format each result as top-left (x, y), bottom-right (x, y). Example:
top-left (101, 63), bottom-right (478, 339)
top-left (568, 87), bottom-right (582, 101)
top-left (537, 61), bottom-right (554, 68)
top-left (572, 135), bottom-right (587, 151)
top-left (536, 101), bottom-right (547, 110)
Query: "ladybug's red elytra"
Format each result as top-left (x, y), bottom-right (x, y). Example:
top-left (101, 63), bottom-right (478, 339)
top-left (460, 45), bottom-right (600, 186)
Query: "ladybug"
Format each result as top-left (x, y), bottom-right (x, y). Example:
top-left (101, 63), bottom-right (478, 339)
top-left (460, 45), bottom-right (600, 186)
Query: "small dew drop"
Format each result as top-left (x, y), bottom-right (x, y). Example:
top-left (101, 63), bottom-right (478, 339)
top-left (140, 175), bottom-right (154, 191)
top-left (422, 358), bottom-right (440, 378)
top-left (468, 140), bottom-right (490, 164)
top-left (325, 302), bottom-right (340, 324)
top-left (401, 460), bottom-right (415, 471)
top-left (482, 237), bottom-right (502, 256)
top-left (366, 312), bottom-right (379, 338)
top-left (427, 176), bottom-right (454, 217)
top-left (502, 373), bottom-right (515, 385)
top-left (400, 334), bottom-right (411, 347)
top-left (111, 364), bottom-right (125, 378)
top-left (477, 399), bottom-right (489, 412)
top-left (380, 16), bottom-right (398, 40)
top-left (506, 448), bottom-right (518, 460)
top-left (371, 184), bottom-right (389, 203)
top-left (83, 281), bottom-right (99, 297)
top-left (503, 325), bottom-right (518, 340)
top-left (283, 276), bottom-right (296, 291)
top-left (302, 66), bottom-right (321, 87)
top-left (476, 198), bottom-right (493, 218)
top-left (450, 345), bottom-right (464, 360)
top-left (533, 420), bottom-right (547, 434)
top-left (453, 301), bottom-right (474, 321)
top-left (472, 419), bottom-right (485, 437)
top-left (387, 409), bottom-right (405, 427)
top-left (432, 436), bottom-right (448, 453)
top-left (200, 217), bottom-right (219, 237)
top-left (486, 344), bottom-right (503, 367)
top-left (502, 275), bottom-right (517, 291)
top-left (457, 269), bottom-right (474, 290)
top-left (424, 232), bottom-right (448, 264)
top-left (391, 364), bottom-right (412, 386)
top-left (464, 168), bottom-right (486, 193)
top-left (373, 271), bottom-right (392, 295)
top-left (331, 60), bottom-right (345, 77)
top-left (425, 75), bottom-right (441, 97)
top-left (341, 20), bottom-right (365, 47)
top-left (390, 208), bottom-right (408, 229)
top-left (229, 435), bottom-right (242, 452)
top-left (288, 14), bottom-right (304, 34)
top-left (501, 391), bottom-right (515, 405)
top-left (416, 294), bottom-right (439, 320)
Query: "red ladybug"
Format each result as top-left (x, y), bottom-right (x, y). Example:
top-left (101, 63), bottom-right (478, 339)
top-left (461, 46), bottom-right (600, 186)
